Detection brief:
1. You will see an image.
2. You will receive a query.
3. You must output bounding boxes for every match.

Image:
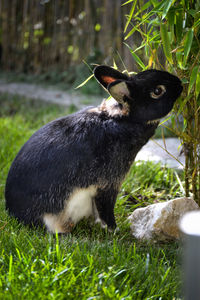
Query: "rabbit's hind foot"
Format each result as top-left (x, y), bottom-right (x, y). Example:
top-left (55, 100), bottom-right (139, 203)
top-left (43, 213), bottom-right (75, 234)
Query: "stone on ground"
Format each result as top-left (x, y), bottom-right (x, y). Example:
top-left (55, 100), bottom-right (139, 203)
top-left (128, 197), bottom-right (199, 241)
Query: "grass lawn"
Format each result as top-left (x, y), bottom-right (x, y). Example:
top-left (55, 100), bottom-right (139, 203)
top-left (0, 93), bottom-right (184, 299)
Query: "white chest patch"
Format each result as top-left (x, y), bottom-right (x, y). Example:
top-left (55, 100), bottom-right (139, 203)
top-left (43, 186), bottom-right (97, 233)
top-left (65, 186), bottom-right (97, 223)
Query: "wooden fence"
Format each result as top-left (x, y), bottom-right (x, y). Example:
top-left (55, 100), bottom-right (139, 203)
top-left (0, 0), bottom-right (136, 73)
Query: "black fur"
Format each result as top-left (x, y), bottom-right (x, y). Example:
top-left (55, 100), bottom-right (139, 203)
top-left (5, 66), bottom-right (183, 231)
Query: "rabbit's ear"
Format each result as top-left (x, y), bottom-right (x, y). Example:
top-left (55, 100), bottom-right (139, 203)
top-left (94, 65), bottom-right (130, 103)
top-left (94, 65), bottom-right (129, 89)
top-left (108, 80), bottom-right (130, 103)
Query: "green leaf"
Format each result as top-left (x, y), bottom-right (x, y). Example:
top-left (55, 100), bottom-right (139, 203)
top-left (168, 8), bottom-right (175, 26)
top-left (133, 1), bottom-right (152, 19)
top-left (160, 23), bottom-right (173, 64)
top-left (112, 59), bottom-right (118, 70)
top-left (124, 1), bottom-right (137, 33)
top-left (139, 1), bottom-right (152, 13)
top-left (183, 29), bottom-right (194, 66)
top-left (177, 94), bottom-right (192, 115)
top-left (168, 8), bottom-right (175, 40)
top-left (124, 10), bottom-right (154, 40)
top-left (175, 11), bottom-right (183, 43)
top-left (124, 26), bottom-right (137, 40)
top-left (188, 9), bottom-right (197, 17)
top-left (183, 0), bottom-right (190, 9)
top-left (162, 0), bottom-right (174, 20)
top-left (196, 72), bottom-right (200, 98)
top-left (182, 77), bottom-right (189, 84)
top-left (124, 43), bottom-right (146, 70)
top-left (151, 0), bottom-right (166, 11)
top-left (193, 18), bottom-right (200, 29)
top-left (159, 115), bottom-right (171, 125)
top-left (75, 74), bottom-right (94, 89)
top-left (133, 43), bottom-right (146, 53)
top-left (150, 0), bottom-right (160, 6)
top-left (122, 0), bottom-right (133, 5)
top-left (188, 65), bottom-right (198, 94)
top-left (176, 51), bottom-right (184, 69)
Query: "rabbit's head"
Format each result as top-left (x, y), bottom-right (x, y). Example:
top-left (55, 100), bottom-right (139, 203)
top-left (94, 66), bottom-right (183, 122)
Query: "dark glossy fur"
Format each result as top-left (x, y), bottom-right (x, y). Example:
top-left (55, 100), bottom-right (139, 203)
top-left (5, 66), bottom-right (183, 230)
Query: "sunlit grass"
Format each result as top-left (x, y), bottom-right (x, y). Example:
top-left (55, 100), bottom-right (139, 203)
top-left (0, 93), bottom-right (184, 299)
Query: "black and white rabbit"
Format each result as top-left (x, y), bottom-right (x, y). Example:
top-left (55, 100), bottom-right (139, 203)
top-left (5, 66), bottom-right (183, 233)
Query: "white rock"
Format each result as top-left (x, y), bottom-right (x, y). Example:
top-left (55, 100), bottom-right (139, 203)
top-left (128, 197), bottom-right (199, 241)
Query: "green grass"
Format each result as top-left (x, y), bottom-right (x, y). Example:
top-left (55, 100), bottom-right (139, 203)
top-left (0, 93), bottom-right (184, 299)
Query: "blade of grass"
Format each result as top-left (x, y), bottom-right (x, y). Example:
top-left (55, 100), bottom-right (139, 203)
top-left (75, 74), bottom-right (94, 90)
top-left (151, 138), bottom-right (184, 167)
top-left (174, 171), bottom-right (185, 195)
top-left (8, 254), bottom-right (13, 282)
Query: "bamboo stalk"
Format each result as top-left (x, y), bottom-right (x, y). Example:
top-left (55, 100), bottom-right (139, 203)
top-left (184, 143), bottom-right (190, 198)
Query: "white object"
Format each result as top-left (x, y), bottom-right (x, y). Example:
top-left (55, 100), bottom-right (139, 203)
top-left (128, 197), bottom-right (199, 241)
top-left (180, 211), bottom-right (200, 300)
top-left (180, 210), bottom-right (200, 236)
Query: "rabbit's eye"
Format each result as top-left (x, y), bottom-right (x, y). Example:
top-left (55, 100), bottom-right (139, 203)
top-left (150, 85), bottom-right (166, 99)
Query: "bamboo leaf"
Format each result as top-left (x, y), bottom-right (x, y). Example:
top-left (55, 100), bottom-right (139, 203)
top-left (175, 11), bottom-right (183, 43)
top-left (124, 1), bottom-right (137, 33)
top-left (124, 8), bottom-right (156, 40)
top-left (193, 18), bottom-right (200, 28)
top-left (124, 43), bottom-right (146, 70)
top-left (112, 59), bottom-right (118, 69)
top-left (75, 74), bottom-right (94, 89)
top-left (122, 0), bottom-right (134, 6)
top-left (124, 26), bottom-right (137, 40)
top-left (150, 0), bottom-right (160, 7)
top-left (159, 115), bottom-right (172, 125)
top-left (162, 0), bottom-right (174, 20)
top-left (168, 8), bottom-right (175, 40)
top-left (176, 51), bottom-right (184, 69)
top-left (183, 29), bottom-right (194, 66)
top-left (188, 9), bottom-right (196, 17)
top-left (177, 94), bottom-right (192, 115)
top-left (151, 0), bottom-right (166, 11)
top-left (134, 1), bottom-right (152, 19)
top-left (168, 8), bottom-right (175, 26)
top-left (188, 65), bottom-right (198, 94)
top-left (196, 72), bottom-right (200, 98)
top-left (160, 23), bottom-right (173, 64)
top-left (133, 43), bottom-right (146, 53)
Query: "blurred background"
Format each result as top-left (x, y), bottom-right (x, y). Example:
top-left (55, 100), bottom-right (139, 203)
top-left (0, 0), bottom-right (137, 93)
